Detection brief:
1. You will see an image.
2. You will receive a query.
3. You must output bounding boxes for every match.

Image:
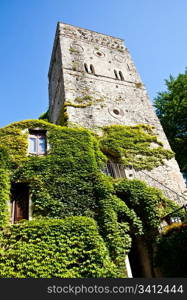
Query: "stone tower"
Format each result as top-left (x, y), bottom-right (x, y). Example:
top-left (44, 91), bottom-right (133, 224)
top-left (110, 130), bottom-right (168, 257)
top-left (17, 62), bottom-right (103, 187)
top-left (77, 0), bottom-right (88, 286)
top-left (48, 22), bottom-right (186, 204)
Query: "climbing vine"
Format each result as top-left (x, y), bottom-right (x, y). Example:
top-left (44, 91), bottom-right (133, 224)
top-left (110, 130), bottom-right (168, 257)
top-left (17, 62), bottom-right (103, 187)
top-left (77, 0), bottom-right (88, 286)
top-left (0, 120), bottom-right (183, 278)
top-left (0, 147), bottom-right (10, 228)
top-left (0, 217), bottom-right (117, 278)
top-left (99, 125), bottom-right (174, 170)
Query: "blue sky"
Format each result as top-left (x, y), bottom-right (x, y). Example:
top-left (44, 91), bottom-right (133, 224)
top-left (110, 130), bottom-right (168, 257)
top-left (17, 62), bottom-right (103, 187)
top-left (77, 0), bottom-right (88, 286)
top-left (0, 0), bottom-right (187, 127)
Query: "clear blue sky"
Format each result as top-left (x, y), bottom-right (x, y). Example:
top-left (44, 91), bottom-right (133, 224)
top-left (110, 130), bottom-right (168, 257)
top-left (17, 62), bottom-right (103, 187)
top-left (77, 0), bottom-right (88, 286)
top-left (0, 0), bottom-right (187, 127)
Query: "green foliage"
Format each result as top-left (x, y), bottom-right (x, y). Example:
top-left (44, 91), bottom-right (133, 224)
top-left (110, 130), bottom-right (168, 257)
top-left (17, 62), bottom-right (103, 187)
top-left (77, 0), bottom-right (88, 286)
top-left (2, 121), bottom-right (101, 218)
top-left (154, 70), bottom-right (187, 176)
top-left (114, 178), bottom-right (181, 234)
top-left (0, 146), bottom-right (10, 168)
top-left (38, 110), bottom-right (49, 121)
top-left (75, 95), bottom-right (93, 103)
top-left (0, 120), bottom-right (128, 276)
top-left (0, 147), bottom-right (10, 228)
top-left (155, 224), bottom-right (187, 277)
top-left (69, 47), bottom-right (79, 53)
top-left (65, 101), bottom-right (93, 108)
top-left (97, 196), bottom-right (131, 275)
top-left (64, 96), bottom-right (105, 113)
top-left (99, 125), bottom-right (174, 170)
top-left (0, 127), bottom-right (28, 166)
top-left (0, 120), bottom-right (180, 277)
top-left (0, 217), bottom-right (118, 278)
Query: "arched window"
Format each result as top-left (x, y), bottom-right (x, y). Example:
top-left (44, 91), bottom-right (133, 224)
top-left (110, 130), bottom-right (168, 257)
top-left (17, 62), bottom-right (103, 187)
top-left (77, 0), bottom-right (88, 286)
top-left (90, 64), bottom-right (95, 74)
top-left (84, 63), bottom-right (89, 73)
top-left (114, 70), bottom-right (119, 79)
top-left (119, 71), bottom-right (124, 81)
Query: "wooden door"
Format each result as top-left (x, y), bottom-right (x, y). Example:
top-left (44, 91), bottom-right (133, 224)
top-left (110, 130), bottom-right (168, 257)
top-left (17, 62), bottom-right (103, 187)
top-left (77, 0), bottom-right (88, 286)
top-left (11, 183), bottom-right (29, 223)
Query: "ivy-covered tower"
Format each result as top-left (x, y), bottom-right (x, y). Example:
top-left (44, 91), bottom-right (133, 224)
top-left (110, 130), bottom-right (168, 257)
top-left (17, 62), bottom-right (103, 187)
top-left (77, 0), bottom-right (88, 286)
top-left (0, 22), bottom-right (187, 279)
top-left (48, 22), bottom-right (186, 204)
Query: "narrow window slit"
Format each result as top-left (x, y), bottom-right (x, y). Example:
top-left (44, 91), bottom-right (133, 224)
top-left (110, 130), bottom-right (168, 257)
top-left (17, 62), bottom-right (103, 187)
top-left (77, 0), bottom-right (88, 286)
top-left (90, 64), bottom-right (95, 74)
top-left (84, 63), bottom-right (89, 73)
top-left (114, 70), bottom-right (119, 79)
top-left (119, 71), bottom-right (124, 81)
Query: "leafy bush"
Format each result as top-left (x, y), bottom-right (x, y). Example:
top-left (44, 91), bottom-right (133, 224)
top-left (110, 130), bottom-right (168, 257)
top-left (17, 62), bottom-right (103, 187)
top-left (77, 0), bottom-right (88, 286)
top-left (155, 224), bottom-right (187, 277)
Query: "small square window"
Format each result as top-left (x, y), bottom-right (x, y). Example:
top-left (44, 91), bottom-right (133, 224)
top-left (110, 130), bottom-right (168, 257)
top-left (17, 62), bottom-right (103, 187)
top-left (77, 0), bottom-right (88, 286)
top-left (28, 130), bottom-right (47, 155)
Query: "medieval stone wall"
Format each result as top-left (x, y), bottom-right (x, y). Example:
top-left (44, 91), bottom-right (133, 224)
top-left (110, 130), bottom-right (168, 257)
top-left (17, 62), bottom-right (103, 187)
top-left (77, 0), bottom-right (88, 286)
top-left (48, 22), bottom-right (186, 203)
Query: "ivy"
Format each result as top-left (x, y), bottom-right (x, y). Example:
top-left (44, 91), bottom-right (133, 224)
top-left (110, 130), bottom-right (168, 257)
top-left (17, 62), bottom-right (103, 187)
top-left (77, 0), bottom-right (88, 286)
top-left (0, 120), bottom-right (182, 277)
top-left (0, 147), bottom-right (10, 228)
top-left (38, 110), bottom-right (49, 122)
top-left (99, 125), bottom-right (174, 170)
top-left (0, 217), bottom-right (118, 278)
top-left (155, 224), bottom-right (187, 277)
top-left (114, 178), bottom-right (181, 234)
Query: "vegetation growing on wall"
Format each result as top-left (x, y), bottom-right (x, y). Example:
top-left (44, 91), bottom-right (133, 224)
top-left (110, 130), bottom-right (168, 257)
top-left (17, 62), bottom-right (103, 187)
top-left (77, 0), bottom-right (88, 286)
top-left (154, 69), bottom-right (187, 177)
top-left (0, 217), bottom-right (117, 278)
top-left (114, 179), bottom-right (182, 234)
top-left (99, 125), bottom-right (174, 170)
top-left (39, 110), bottom-right (49, 122)
top-left (155, 224), bottom-right (187, 277)
top-left (0, 147), bottom-right (10, 228)
top-left (0, 120), bottom-right (183, 278)
top-left (63, 96), bottom-right (105, 116)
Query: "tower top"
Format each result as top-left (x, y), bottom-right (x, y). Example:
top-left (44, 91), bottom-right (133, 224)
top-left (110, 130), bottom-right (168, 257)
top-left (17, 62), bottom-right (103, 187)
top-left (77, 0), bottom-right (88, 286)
top-left (58, 21), bottom-right (124, 41)
top-left (48, 22), bottom-right (125, 78)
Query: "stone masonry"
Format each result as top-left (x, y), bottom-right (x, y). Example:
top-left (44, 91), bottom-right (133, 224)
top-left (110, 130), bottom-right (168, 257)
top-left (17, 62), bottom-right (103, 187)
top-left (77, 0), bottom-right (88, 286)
top-left (48, 22), bottom-right (186, 204)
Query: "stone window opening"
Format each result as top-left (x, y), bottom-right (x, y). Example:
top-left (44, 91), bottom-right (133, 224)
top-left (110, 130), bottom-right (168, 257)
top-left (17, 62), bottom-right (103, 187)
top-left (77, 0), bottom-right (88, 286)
top-left (102, 162), bottom-right (126, 178)
top-left (84, 63), bottom-right (89, 73)
top-left (90, 64), bottom-right (95, 74)
top-left (102, 162), bottom-right (134, 179)
top-left (113, 108), bottom-right (120, 115)
top-left (127, 63), bottom-right (131, 71)
top-left (119, 71), bottom-right (124, 81)
top-left (114, 70), bottom-right (119, 79)
top-left (28, 129), bottom-right (47, 155)
top-left (96, 51), bottom-right (102, 56)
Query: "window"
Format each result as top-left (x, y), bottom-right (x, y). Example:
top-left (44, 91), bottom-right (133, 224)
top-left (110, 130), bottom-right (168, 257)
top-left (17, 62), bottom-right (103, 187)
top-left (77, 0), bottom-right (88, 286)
top-left (90, 64), bottom-right (95, 74)
top-left (127, 64), bottom-right (131, 71)
top-left (28, 130), bottom-right (47, 155)
top-left (114, 69), bottom-right (119, 79)
top-left (102, 162), bottom-right (126, 178)
top-left (84, 63), bottom-right (89, 73)
top-left (119, 71), bottom-right (124, 81)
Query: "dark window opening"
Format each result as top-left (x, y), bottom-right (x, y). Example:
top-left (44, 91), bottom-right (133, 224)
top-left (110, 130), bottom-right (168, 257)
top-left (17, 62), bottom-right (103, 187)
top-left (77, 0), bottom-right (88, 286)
top-left (90, 64), bottom-right (95, 74)
top-left (84, 63), bottom-right (89, 73)
top-left (119, 71), bottom-right (124, 81)
top-left (28, 129), bottom-right (47, 155)
top-left (103, 162), bottom-right (126, 178)
top-left (11, 183), bottom-right (29, 223)
top-left (113, 109), bottom-right (120, 115)
top-left (127, 64), bottom-right (131, 71)
top-left (96, 51), bottom-right (102, 56)
top-left (114, 70), bottom-right (119, 79)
